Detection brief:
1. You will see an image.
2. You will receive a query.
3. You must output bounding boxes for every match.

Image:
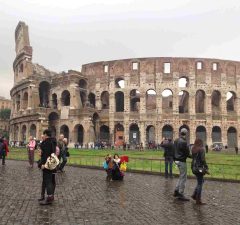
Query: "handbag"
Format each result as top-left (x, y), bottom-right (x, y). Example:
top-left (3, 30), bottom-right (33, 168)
top-left (192, 153), bottom-right (207, 175)
top-left (103, 161), bottom-right (108, 170)
top-left (45, 153), bottom-right (60, 170)
top-left (120, 162), bottom-right (127, 172)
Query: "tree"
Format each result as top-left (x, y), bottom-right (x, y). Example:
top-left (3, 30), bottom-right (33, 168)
top-left (0, 109), bottom-right (11, 119)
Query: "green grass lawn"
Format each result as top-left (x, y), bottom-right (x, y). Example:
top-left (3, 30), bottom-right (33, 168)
top-left (7, 148), bottom-right (240, 181)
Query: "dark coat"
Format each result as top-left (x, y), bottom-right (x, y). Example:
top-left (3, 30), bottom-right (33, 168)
top-left (174, 136), bottom-right (190, 162)
top-left (40, 137), bottom-right (56, 166)
top-left (161, 140), bottom-right (174, 158)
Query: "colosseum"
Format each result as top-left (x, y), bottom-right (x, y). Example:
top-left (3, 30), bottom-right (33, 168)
top-left (10, 21), bottom-right (240, 149)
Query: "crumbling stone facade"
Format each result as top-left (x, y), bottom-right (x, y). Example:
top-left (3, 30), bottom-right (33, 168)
top-left (10, 22), bottom-right (240, 148)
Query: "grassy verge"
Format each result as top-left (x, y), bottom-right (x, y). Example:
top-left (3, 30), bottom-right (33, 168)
top-left (7, 148), bottom-right (240, 181)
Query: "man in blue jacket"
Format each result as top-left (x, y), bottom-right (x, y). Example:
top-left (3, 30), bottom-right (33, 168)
top-left (173, 128), bottom-right (191, 201)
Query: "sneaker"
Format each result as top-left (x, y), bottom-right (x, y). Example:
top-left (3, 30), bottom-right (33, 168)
top-left (38, 197), bottom-right (45, 201)
top-left (173, 190), bottom-right (181, 197)
top-left (178, 194), bottom-right (190, 201)
top-left (39, 196), bottom-right (54, 205)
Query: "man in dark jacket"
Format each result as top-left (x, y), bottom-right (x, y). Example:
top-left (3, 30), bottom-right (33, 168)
top-left (38, 129), bottom-right (56, 205)
top-left (173, 128), bottom-right (191, 201)
top-left (161, 138), bottom-right (174, 178)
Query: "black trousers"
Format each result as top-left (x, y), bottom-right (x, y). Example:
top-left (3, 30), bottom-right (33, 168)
top-left (0, 150), bottom-right (6, 165)
top-left (41, 170), bottom-right (56, 197)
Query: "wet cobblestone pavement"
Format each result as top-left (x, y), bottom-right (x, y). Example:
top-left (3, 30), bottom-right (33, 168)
top-left (0, 160), bottom-right (239, 225)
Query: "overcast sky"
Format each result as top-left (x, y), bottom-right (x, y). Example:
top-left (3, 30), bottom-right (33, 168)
top-left (1, 0), bottom-right (240, 98)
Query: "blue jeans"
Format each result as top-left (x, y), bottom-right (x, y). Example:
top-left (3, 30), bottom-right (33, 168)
top-left (175, 161), bottom-right (187, 195)
top-left (194, 174), bottom-right (204, 198)
top-left (59, 151), bottom-right (67, 170)
top-left (164, 157), bottom-right (173, 177)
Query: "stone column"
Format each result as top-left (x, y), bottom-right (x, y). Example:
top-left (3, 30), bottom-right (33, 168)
top-left (139, 122), bottom-right (146, 147)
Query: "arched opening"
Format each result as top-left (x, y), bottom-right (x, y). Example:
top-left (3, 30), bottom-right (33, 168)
top-left (14, 126), bottom-right (19, 141)
top-left (146, 89), bottom-right (156, 110)
top-left (212, 91), bottom-right (221, 114)
top-left (80, 91), bottom-right (87, 108)
top-left (162, 89), bottom-right (173, 114)
top-left (100, 125), bottom-right (110, 143)
top-left (101, 91), bottom-right (109, 109)
top-left (52, 94), bottom-right (58, 109)
top-left (178, 77), bottom-right (189, 88)
top-left (195, 90), bottom-right (205, 113)
top-left (60, 125), bottom-right (69, 140)
top-left (212, 126), bottom-right (222, 143)
top-left (129, 124), bottom-right (140, 147)
top-left (22, 92), bottom-right (28, 110)
top-left (179, 125), bottom-right (190, 144)
top-left (21, 125), bottom-right (27, 142)
top-left (74, 124), bottom-right (84, 145)
top-left (196, 126), bottom-right (207, 145)
top-left (162, 125), bottom-right (173, 140)
top-left (130, 89), bottom-right (140, 112)
top-left (227, 127), bottom-right (237, 148)
top-left (115, 91), bottom-right (124, 112)
top-left (39, 81), bottom-right (50, 108)
top-left (226, 91), bottom-right (236, 112)
top-left (115, 78), bottom-right (125, 88)
top-left (79, 79), bottom-right (87, 89)
top-left (88, 93), bottom-right (96, 108)
top-left (146, 125), bottom-right (155, 146)
top-left (48, 112), bottom-right (59, 137)
top-left (179, 91), bottom-right (189, 113)
top-left (115, 123), bottom-right (124, 147)
top-left (30, 124), bottom-right (36, 138)
top-left (61, 90), bottom-right (70, 106)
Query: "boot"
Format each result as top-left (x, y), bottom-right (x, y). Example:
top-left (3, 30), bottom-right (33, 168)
top-left (38, 196), bottom-right (45, 201)
top-left (196, 196), bottom-right (206, 205)
top-left (39, 195), bottom-right (54, 205)
top-left (191, 191), bottom-right (197, 200)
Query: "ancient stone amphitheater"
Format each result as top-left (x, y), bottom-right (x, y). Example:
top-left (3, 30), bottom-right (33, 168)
top-left (10, 21), bottom-right (239, 149)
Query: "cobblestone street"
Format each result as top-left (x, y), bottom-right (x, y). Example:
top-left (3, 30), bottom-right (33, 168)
top-left (0, 160), bottom-right (239, 225)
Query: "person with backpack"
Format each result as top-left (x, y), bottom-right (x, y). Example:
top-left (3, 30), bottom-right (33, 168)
top-left (191, 139), bottom-right (209, 205)
top-left (0, 138), bottom-right (6, 165)
top-left (161, 138), bottom-right (174, 178)
top-left (27, 136), bottom-right (36, 168)
top-left (38, 129), bottom-right (57, 205)
top-left (173, 128), bottom-right (191, 201)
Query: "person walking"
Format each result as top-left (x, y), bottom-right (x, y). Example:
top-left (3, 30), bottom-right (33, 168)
top-left (27, 136), bottom-right (36, 168)
top-left (235, 146), bottom-right (238, 155)
top-left (161, 138), bottom-right (174, 178)
top-left (59, 138), bottom-right (68, 172)
top-left (173, 128), bottom-right (191, 201)
top-left (57, 134), bottom-right (64, 168)
top-left (191, 139), bottom-right (209, 205)
top-left (38, 129), bottom-right (57, 205)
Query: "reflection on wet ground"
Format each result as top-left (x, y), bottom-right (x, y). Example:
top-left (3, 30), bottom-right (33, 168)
top-left (0, 160), bottom-right (239, 225)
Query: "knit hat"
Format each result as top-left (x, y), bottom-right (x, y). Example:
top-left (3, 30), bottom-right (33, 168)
top-left (180, 128), bottom-right (188, 134)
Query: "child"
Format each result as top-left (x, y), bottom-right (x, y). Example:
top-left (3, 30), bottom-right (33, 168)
top-left (104, 154), bottom-right (113, 181)
top-left (112, 154), bottom-right (124, 181)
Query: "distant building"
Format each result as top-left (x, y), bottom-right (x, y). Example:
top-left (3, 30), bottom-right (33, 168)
top-left (0, 96), bottom-right (11, 138)
top-left (9, 21), bottom-right (240, 149)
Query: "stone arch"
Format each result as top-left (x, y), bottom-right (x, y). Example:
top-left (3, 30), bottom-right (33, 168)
top-left (88, 92), bottom-right (96, 108)
top-left (60, 125), bottom-right (69, 140)
top-left (129, 123), bottom-right (140, 146)
top-left (114, 123), bottom-right (124, 146)
top-left (21, 125), bottom-right (27, 142)
top-left (52, 93), bottom-right (58, 109)
top-left (16, 94), bottom-right (21, 111)
top-left (14, 126), bottom-right (19, 141)
top-left (178, 77), bottom-right (189, 88)
top-left (101, 91), bottom-right (109, 109)
top-left (146, 89), bottom-right (156, 110)
top-left (179, 91), bottom-right (189, 113)
top-left (39, 81), bottom-right (50, 107)
top-left (212, 126), bottom-right (222, 143)
top-left (74, 124), bottom-right (84, 145)
top-left (22, 92), bottom-right (28, 110)
top-left (115, 78), bottom-right (125, 88)
top-left (49, 112), bottom-right (59, 137)
top-left (162, 89), bottom-right (173, 114)
top-left (211, 90), bottom-right (221, 114)
top-left (146, 125), bottom-right (155, 144)
top-left (226, 91), bottom-right (236, 112)
top-left (79, 79), bottom-right (88, 89)
top-left (130, 89), bottom-right (140, 112)
top-left (61, 90), bottom-right (70, 106)
top-left (179, 125), bottom-right (190, 144)
top-left (29, 124), bottom-right (36, 138)
top-left (195, 90), bottom-right (206, 113)
top-left (196, 126), bottom-right (207, 145)
top-left (227, 127), bottom-right (237, 148)
top-left (115, 91), bottom-right (124, 112)
top-left (162, 125), bottom-right (173, 139)
top-left (100, 125), bottom-right (110, 143)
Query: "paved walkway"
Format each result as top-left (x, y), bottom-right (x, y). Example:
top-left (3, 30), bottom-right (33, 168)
top-left (0, 160), bottom-right (239, 225)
